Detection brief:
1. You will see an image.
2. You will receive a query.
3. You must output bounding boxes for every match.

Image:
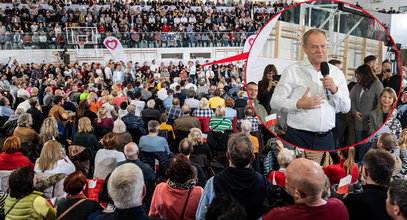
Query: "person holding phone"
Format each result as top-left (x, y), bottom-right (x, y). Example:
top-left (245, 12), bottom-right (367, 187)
top-left (258, 64), bottom-right (279, 113)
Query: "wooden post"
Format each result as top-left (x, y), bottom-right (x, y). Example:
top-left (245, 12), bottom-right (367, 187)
top-left (378, 41), bottom-right (383, 73)
top-left (343, 36), bottom-right (349, 78)
top-left (362, 38), bottom-right (367, 65)
top-left (298, 27), bottom-right (305, 61)
top-left (274, 21), bottom-right (281, 58)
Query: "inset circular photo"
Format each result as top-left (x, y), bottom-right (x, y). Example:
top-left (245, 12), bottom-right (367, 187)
top-left (245, 0), bottom-right (403, 151)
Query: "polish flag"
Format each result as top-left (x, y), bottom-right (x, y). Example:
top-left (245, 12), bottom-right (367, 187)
top-left (336, 175), bottom-right (352, 194)
top-left (265, 114), bottom-right (277, 127)
top-left (154, 159), bottom-right (159, 172)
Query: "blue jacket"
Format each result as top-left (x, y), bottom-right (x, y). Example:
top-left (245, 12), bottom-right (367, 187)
top-left (122, 114), bottom-right (146, 134)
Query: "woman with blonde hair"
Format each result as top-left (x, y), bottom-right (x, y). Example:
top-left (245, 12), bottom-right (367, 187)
top-left (188, 128), bottom-right (212, 165)
top-left (94, 133), bottom-right (125, 179)
top-left (192, 98), bottom-right (214, 117)
top-left (102, 95), bottom-right (118, 119)
top-left (399, 129), bottom-right (407, 174)
top-left (73, 117), bottom-right (100, 156)
top-left (369, 87), bottom-right (398, 134)
top-left (87, 92), bottom-right (101, 113)
top-left (95, 106), bottom-right (114, 129)
top-left (209, 106), bottom-right (232, 132)
top-left (39, 117), bottom-right (69, 146)
top-left (34, 140), bottom-right (75, 175)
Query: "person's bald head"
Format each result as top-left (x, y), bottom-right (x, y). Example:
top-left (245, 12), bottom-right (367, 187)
top-left (124, 142), bottom-right (139, 159)
top-left (285, 158), bottom-right (326, 202)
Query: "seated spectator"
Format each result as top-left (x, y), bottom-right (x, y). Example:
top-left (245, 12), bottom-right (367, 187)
top-left (225, 97), bottom-right (237, 121)
top-left (323, 147), bottom-right (359, 186)
top-left (196, 133), bottom-right (271, 219)
top-left (267, 140), bottom-right (295, 187)
top-left (0, 136), bottom-right (34, 170)
top-left (205, 193), bottom-right (247, 220)
top-left (141, 99), bottom-right (161, 121)
top-left (130, 91), bottom-right (145, 116)
top-left (94, 163), bottom-right (162, 220)
top-left (122, 104), bottom-right (146, 134)
top-left (4, 166), bottom-right (56, 220)
top-left (237, 105), bottom-right (261, 132)
top-left (101, 95), bottom-right (118, 119)
top-left (163, 89), bottom-right (174, 109)
top-left (73, 117), bottom-right (100, 156)
top-left (178, 138), bottom-right (206, 187)
top-left (174, 104), bottom-right (200, 132)
top-left (13, 113), bottom-right (39, 145)
top-left (159, 113), bottom-right (175, 140)
top-left (0, 96), bottom-right (14, 117)
top-left (1, 108), bottom-right (24, 137)
top-left (57, 171), bottom-right (104, 219)
top-left (184, 90), bottom-right (199, 109)
top-left (34, 140), bottom-right (75, 175)
top-left (377, 132), bottom-right (403, 177)
top-left (39, 117), bottom-right (69, 147)
top-left (94, 133), bottom-right (126, 180)
top-left (118, 142), bottom-right (157, 205)
top-left (240, 119), bottom-right (259, 153)
top-left (386, 179), bottom-right (407, 220)
top-left (149, 154), bottom-right (203, 219)
top-left (344, 149), bottom-right (395, 220)
top-left (95, 106), bottom-right (114, 130)
top-left (188, 128), bottom-right (212, 164)
top-left (208, 89), bottom-right (225, 108)
top-left (263, 158), bottom-right (349, 220)
top-left (139, 120), bottom-right (171, 156)
top-left (112, 119), bottom-right (133, 152)
top-left (209, 106), bottom-right (232, 132)
top-left (76, 100), bottom-right (97, 126)
top-left (165, 98), bottom-right (183, 122)
top-left (87, 92), bottom-right (101, 113)
top-left (235, 90), bottom-right (248, 109)
top-left (192, 98), bottom-right (215, 117)
top-left (26, 97), bottom-right (44, 133)
top-left (399, 129), bottom-right (407, 174)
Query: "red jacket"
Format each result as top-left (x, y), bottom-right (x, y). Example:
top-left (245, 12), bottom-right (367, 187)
top-left (323, 159), bottom-right (359, 186)
top-left (0, 152), bottom-right (34, 170)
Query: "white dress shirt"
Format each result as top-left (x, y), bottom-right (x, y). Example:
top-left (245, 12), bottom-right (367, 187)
top-left (104, 66), bottom-right (112, 79)
top-left (270, 59), bottom-right (350, 132)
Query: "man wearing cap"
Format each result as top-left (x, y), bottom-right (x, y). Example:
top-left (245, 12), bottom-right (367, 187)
top-left (270, 28), bottom-right (350, 151)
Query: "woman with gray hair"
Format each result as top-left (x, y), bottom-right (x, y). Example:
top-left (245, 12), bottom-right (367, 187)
top-left (13, 113), bottom-right (40, 145)
top-left (240, 119), bottom-right (259, 153)
top-left (192, 98), bottom-right (214, 117)
top-left (113, 119), bottom-right (133, 152)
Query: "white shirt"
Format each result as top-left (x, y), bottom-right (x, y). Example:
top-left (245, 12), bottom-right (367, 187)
top-left (113, 70), bottom-right (124, 84)
top-left (189, 65), bottom-right (196, 75)
top-left (150, 64), bottom-right (159, 72)
top-left (270, 59), bottom-right (350, 132)
top-left (130, 100), bottom-right (146, 116)
top-left (17, 100), bottom-right (31, 112)
top-left (104, 66), bottom-right (112, 79)
top-left (206, 70), bottom-right (215, 79)
top-left (170, 82), bottom-right (179, 90)
top-left (34, 156), bottom-right (76, 175)
top-left (185, 83), bottom-right (197, 91)
top-left (184, 98), bottom-right (199, 109)
top-left (157, 88), bottom-right (168, 100)
top-left (94, 149), bottom-right (126, 179)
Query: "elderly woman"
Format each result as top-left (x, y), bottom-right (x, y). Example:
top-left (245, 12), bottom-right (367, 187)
top-left (192, 98), bottom-right (214, 118)
top-left (4, 166), bottom-right (56, 220)
top-left (209, 106), bottom-right (232, 132)
top-left (267, 140), bottom-right (295, 187)
top-left (0, 136), bottom-right (34, 170)
top-left (39, 117), bottom-right (69, 147)
top-left (112, 119), bottom-right (133, 152)
top-left (240, 119), bottom-right (259, 153)
top-left (73, 117), bottom-right (100, 156)
top-left (13, 113), bottom-right (40, 145)
top-left (34, 140), bottom-right (75, 175)
top-left (94, 133), bottom-right (126, 179)
top-left (56, 171), bottom-right (104, 219)
top-left (188, 128), bottom-right (212, 164)
top-left (149, 154), bottom-right (203, 219)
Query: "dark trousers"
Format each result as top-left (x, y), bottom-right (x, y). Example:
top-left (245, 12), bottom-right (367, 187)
top-left (285, 126), bottom-right (335, 151)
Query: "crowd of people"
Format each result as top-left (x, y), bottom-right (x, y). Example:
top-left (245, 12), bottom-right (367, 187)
top-left (0, 0), bottom-right (294, 49)
top-left (0, 52), bottom-right (405, 219)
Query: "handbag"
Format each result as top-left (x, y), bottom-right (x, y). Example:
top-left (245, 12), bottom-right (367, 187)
top-left (56, 199), bottom-right (86, 220)
top-left (179, 189), bottom-right (192, 220)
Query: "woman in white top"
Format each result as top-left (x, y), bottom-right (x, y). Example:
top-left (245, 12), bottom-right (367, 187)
top-left (94, 133), bottom-right (126, 179)
top-left (34, 140), bottom-right (75, 175)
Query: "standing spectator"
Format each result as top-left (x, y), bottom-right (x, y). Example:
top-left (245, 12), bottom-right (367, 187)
top-left (26, 97), bottom-right (44, 133)
top-left (258, 64), bottom-right (278, 113)
top-left (49, 96), bottom-right (73, 132)
top-left (369, 87), bottom-right (398, 134)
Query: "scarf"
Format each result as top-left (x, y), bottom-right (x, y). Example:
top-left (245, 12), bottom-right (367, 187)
top-left (167, 179), bottom-right (196, 190)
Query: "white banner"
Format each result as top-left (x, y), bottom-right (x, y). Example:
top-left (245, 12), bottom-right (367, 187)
top-left (103, 36), bottom-right (127, 62)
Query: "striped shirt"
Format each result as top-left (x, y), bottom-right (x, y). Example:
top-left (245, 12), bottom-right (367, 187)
top-left (209, 117), bottom-right (232, 132)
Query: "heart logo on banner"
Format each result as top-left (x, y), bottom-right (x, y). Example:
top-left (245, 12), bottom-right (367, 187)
top-left (248, 37), bottom-right (255, 46)
top-left (106, 40), bottom-right (118, 50)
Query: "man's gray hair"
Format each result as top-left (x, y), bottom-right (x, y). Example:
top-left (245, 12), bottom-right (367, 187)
top-left (124, 142), bottom-right (139, 158)
top-left (126, 104), bottom-right (136, 115)
top-left (147, 99), bottom-right (155, 109)
top-left (302, 28), bottom-right (327, 45)
top-left (17, 113), bottom-right (31, 127)
top-left (108, 163), bottom-right (144, 209)
top-left (227, 133), bottom-right (254, 168)
top-left (148, 120), bottom-right (160, 133)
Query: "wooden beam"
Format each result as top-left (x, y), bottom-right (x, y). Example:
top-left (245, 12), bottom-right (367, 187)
top-left (362, 38), bottom-right (367, 65)
top-left (274, 21), bottom-right (281, 58)
top-left (343, 36), bottom-right (350, 78)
